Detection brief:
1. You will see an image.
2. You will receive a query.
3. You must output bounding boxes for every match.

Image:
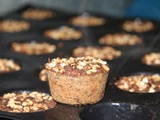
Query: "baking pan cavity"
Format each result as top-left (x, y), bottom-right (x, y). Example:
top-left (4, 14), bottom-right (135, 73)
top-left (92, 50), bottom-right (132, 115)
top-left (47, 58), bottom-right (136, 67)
top-left (80, 102), bottom-right (153, 120)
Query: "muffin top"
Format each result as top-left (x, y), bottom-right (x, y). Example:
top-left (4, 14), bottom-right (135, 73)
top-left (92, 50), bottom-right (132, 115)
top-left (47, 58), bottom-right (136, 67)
top-left (45, 56), bottom-right (109, 76)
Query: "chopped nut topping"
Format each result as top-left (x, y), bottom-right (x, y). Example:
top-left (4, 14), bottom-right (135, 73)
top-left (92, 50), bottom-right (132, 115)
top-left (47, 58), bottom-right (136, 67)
top-left (11, 41), bottom-right (56, 55)
top-left (122, 20), bottom-right (154, 32)
top-left (99, 33), bottom-right (142, 46)
top-left (44, 26), bottom-right (82, 40)
top-left (0, 58), bottom-right (20, 73)
top-left (22, 8), bottom-right (55, 20)
top-left (70, 15), bottom-right (105, 26)
top-left (73, 46), bottom-right (121, 60)
top-left (0, 20), bottom-right (30, 33)
top-left (45, 56), bottom-right (109, 75)
top-left (0, 91), bottom-right (56, 113)
top-left (115, 74), bottom-right (160, 93)
top-left (142, 52), bottom-right (160, 66)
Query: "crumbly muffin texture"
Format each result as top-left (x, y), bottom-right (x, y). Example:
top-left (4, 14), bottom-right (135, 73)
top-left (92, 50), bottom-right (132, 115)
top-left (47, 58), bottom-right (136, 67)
top-left (45, 56), bottom-right (109, 105)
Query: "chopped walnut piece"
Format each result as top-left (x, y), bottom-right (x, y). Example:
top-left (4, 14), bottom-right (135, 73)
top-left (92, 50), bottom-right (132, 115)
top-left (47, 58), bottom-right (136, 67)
top-left (0, 91), bottom-right (56, 113)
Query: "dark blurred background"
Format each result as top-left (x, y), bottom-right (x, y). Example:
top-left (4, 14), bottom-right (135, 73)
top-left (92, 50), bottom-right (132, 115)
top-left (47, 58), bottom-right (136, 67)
top-left (0, 0), bottom-right (159, 20)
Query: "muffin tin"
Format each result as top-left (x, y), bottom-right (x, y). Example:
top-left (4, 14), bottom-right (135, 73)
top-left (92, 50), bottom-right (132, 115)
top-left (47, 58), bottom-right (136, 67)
top-left (0, 4), bottom-right (160, 120)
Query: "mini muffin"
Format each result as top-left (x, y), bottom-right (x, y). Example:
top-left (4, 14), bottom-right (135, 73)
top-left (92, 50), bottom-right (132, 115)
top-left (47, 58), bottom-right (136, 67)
top-left (70, 14), bottom-right (106, 27)
top-left (99, 33), bottom-right (142, 46)
top-left (0, 91), bottom-right (56, 113)
top-left (39, 68), bottom-right (48, 82)
top-left (141, 52), bottom-right (160, 67)
top-left (122, 20), bottom-right (154, 32)
top-left (115, 74), bottom-right (160, 93)
top-left (11, 41), bottom-right (56, 55)
top-left (0, 58), bottom-right (20, 73)
top-left (45, 56), bottom-right (110, 105)
top-left (73, 46), bottom-right (121, 60)
top-left (44, 26), bottom-right (82, 40)
top-left (21, 8), bottom-right (55, 20)
top-left (0, 20), bottom-right (30, 33)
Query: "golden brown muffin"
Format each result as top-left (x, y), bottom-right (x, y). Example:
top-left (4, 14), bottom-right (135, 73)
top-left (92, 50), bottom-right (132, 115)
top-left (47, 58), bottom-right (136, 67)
top-left (0, 91), bottom-right (56, 113)
top-left (11, 41), bottom-right (56, 55)
top-left (115, 74), bottom-right (160, 93)
top-left (0, 20), bottom-right (30, 33)
top-left (73, 46), bottom-right (121, 60)
top-left (99, 33), bottom-right (142, 46)
top-left (45, 56), bottom-right (110, 105)
top-left (0, 58), bottom-right (20, 73)
top-left (44, 26), bottom-right (82, 40)
top-left (141, 52), bottom-right (160, 67)
top-left (22, 8), bottom-right (55, 20)
top-left (70, 15), bottom-right (106, 27)
top-left (122, 20), bottom-right (154, 32)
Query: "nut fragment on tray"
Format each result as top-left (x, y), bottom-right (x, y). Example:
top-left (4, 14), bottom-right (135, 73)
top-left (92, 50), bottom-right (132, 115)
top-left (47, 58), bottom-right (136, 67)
top-left (0, 91), bottom-right (56, 113)
top-left (21, 8), bottom-right (55, 20)
top-left (122, 19), bottom-right (154, 32)
top-left (39, 68), bottom-right (48, 82)
top-left (70, 13), bottom-right (106, 26)
top-left (99, 33), bottom-right (142, 46)
top-left (0, 58), bottom-right (20, 73)
top-left (45, 56), bottom-right (110, 105)
top-left (44, 26), bottom-right (82, 40)
top-left (141, 52), bottom-right (160, 67)
top-left (0, 20), bottom-right (30, 33)
top-left (11, 41), bottom-right (56, 55)
top-left (115, 74), bottom-right (160, 93)
top-left (72, 46), bottom-right (121, 60)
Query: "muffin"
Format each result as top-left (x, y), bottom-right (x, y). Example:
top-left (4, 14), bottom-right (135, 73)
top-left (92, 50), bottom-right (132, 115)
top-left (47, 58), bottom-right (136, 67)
top-left (0, 58), bottom-right (20, 73)
top-left (11, 41), bottom-right (56, 55)
top-left (72, 46), bottom-right (121, 60)
top-left (21, 8), bottom-right (55, 20)
top-left (45, 56), bottom-right (110, 105)
top-left (99, 33), bottom-right (142, 46)
top-left (141, 52), bottom-right (160, 67)
top-left (44, 26), bottom-right (82, 40)
top-left (70, 14), bottom-right (106, 27)
top-left (0, 20), bottom-right (30, 33)
top-left (115, 73), bottom-right (160, 93)
top-left (0, 91), bottom-right (56, 113)
top-left (122, 20), bottom-right (154, 32)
